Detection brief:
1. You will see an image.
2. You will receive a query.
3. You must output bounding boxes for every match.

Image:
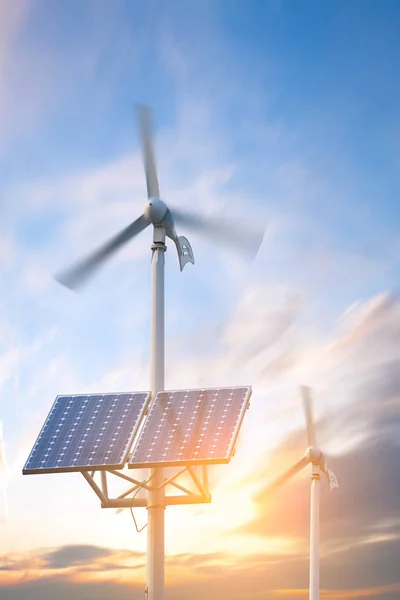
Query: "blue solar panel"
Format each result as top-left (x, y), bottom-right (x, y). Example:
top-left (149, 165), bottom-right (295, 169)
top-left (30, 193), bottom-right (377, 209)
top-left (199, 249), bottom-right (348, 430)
top-left (129, 386), bottom-right (251, 468)
top-left (23, 392), bottom-right (149, 474)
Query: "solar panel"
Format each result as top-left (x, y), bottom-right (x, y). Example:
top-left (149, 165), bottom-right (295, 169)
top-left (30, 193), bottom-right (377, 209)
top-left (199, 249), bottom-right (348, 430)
top-left (23, 392), bottom-right (150, 475)
top-left (129, 386), bottom-right (251, 468)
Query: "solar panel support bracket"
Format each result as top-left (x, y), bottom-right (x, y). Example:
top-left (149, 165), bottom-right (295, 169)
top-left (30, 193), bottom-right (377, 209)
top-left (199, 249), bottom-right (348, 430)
top-left (81, 463), bottom-right (211, 508)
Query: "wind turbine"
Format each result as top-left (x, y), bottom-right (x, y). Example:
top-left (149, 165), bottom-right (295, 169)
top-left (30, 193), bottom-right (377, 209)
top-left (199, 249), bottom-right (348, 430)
top-left (266, 386), bottom-right (338, 600)
top-left (56, 105), bottom-right (264, 290)
top-left (55, 105), bottom-right (265, 600)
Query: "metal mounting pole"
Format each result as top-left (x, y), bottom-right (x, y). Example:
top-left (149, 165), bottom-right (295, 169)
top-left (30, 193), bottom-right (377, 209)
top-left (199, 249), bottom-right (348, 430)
top-left (146, 225), bottom-right (166, 600)
top-left (309, 466), bottom-right (320, 600)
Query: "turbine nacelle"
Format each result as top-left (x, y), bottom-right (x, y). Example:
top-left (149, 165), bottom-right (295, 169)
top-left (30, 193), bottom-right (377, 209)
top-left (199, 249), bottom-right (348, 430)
top-left (144, 198), bottom-right (168, 225)
top-left (305, 446), bottom-right (323, 465)
top-left (143, 198), bottom-right (195, 271)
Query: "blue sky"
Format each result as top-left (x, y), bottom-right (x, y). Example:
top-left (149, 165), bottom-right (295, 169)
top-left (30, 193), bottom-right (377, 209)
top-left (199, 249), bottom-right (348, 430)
top-left (0, 1), bottom-right (400, 598)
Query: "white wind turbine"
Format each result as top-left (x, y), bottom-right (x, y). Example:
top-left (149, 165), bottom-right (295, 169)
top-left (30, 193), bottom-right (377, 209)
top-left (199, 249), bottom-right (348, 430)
top-left (266, 386), bottom-right (338, 600)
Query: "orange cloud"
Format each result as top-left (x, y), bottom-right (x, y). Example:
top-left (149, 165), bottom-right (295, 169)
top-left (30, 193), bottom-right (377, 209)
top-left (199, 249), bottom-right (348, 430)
top-left (1, 543), bottom-right (399, 600)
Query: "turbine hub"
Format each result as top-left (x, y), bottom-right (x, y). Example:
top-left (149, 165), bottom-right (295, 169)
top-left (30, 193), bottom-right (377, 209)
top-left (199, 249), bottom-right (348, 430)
top-left (306, 446), bottom-right (323, 464)
top-left (144, 198), bottom-right (168, 225)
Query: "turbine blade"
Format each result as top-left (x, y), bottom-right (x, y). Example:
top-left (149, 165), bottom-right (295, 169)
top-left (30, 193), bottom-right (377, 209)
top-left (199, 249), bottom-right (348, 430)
top-left (136, 104), bottom-right (160, 199)
top-left (324, 467), bottom-right (339, 491)
top-left (56, 215), bottom-right (149, 290)
top-left (264, 455), bottom-right (310, 493)
top-left (301, 385), bottom-right (317, 447)
top-left (171, 207), bottom-right (265, 257)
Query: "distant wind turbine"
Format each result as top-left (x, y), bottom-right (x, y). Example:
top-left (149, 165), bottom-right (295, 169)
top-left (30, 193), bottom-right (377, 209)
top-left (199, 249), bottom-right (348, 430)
top-left (265, 386), bottom-right (338, 600)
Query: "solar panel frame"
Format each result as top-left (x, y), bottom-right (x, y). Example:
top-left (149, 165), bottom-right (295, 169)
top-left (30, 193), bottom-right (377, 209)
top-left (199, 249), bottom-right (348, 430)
top-left (23, 391), bottom-right (150, 475)
top-left (128, 386), bottom-right (251, 469)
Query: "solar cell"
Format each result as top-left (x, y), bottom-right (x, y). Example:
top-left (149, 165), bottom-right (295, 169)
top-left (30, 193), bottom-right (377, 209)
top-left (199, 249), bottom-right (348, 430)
top-left (23, 392), bottom-right (149, 474)
top-left (129, 386), bottom-right (251, 468)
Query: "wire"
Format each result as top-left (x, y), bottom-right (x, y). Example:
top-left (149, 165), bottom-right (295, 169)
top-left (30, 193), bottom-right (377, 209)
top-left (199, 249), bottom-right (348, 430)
top-left (131, 505), bottom-right (146, 533)
top-left (130, 473), bottom-right (155, 533)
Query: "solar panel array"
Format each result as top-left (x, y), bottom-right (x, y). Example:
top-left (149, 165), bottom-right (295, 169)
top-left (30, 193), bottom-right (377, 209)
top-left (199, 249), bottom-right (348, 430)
top-left (23, 392), bottom-right (149, 474)
top-left (129, 386), bottom-right (251, 468)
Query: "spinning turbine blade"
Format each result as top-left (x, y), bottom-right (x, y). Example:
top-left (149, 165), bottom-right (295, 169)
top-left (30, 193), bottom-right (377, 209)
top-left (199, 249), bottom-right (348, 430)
top-left (137, 104), bottom-right (160, 199)
top-left (171, 208), bottom-right (265, 257)
top-left (265, 455), bottom-right (310, 493)
top-left (56, 215), bottom-right (149, 290)
top-left (301, 385), bottom-right (317, 447)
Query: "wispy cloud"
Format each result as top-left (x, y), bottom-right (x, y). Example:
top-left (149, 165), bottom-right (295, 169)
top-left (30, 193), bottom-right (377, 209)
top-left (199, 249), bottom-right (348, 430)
top-left (0, 1), bottom-right (29, 102)
top-left (0, 421), bottom-right (8, 520)
top-left (1, 543), bottom-right (400, 599)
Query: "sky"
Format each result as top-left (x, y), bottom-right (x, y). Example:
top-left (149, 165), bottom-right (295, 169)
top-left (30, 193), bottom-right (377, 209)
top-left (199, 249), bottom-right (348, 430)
top-left (0, 0), bottom-right (400, 598)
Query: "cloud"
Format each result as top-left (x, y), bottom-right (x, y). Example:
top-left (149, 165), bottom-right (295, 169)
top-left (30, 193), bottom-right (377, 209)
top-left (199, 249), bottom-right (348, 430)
top-left (0, 236), bottom-right (14, 267)
top-left (0, 543), bottom-right (145, 575)
top-left (0, 546), bottom-right (399, 600)
top-left (43, 545), bottom-right (120, 570)
top-left (322, 291), bottom-right (400, 376)
top-left (223, 285), bottom-right (302, 370)
top-left (42, 544), bottom-right (143, 571)
top-left (0, 420), bottom-right (8, 520)
top-left (0, 1), bottom-right (28, 98)
top-left (0, 350), bottom-right (20, 395)
top-left (0, 577), bottom-right (140, 600)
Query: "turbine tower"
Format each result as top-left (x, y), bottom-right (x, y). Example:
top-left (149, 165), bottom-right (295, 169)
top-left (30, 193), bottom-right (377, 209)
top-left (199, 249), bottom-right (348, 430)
top-left (23, 105), bottom-right (263, 600)
top-left (265, 386), bottom-right (338, 600)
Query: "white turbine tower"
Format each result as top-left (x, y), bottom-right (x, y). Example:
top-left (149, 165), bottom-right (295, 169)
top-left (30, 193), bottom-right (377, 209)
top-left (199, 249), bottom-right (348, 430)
top-left (55, 105), bottom-right (264, 600)
top-left (266, 386), bottom-right (338, 600)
